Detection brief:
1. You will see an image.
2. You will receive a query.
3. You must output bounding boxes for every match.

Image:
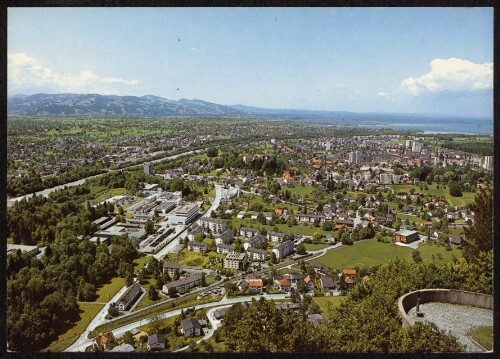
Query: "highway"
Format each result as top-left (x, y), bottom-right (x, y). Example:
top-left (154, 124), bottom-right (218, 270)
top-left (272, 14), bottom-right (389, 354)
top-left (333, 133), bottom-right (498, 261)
top-left (7, 149), bottom-right (204, 208)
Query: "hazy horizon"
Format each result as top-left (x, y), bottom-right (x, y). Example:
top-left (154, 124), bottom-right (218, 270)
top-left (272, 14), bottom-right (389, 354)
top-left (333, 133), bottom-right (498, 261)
top-left (8, 8), bottom-right (493, 118)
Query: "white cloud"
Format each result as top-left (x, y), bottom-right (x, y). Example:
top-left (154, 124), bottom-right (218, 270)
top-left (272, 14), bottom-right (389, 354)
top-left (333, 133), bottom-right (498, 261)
top-left (8, 52), bottom-right (139, 95)
top-left (377, 91), bottom-right (395, 101)
top-left (401, 58), bottom-right (493, 96)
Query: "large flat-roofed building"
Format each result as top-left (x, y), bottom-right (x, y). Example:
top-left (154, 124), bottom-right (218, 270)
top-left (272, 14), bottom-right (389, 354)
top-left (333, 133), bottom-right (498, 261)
top-left (393, 230), bottom-right (420, 244)
top-left (199, 217), bottom-right (226, 233)
top-left (7, 244), bottom-right (41, 257)
top-left (162, 273), bottom-right (202, 294)
top-left (170, 203), bottom-right (199, 225)
top-left (223, 252), bottom-right (247, 270)
top-left (116, 283), bottom-right (142, 311)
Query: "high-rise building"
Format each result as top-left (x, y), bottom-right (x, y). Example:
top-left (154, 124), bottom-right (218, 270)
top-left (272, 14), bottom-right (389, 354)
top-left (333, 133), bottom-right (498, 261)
top-left (412, 143), bottom-right (422, 153)
top-left (325, 141), bottom-right (331, 151)
top-left (349, 151), bottom-right (361, 165)
top-left (405, 140), bottom-right (413, 149)
top-left (484, 156), bottom-right (493, 171)
top-left (144, 162), bottom-right (154, 175)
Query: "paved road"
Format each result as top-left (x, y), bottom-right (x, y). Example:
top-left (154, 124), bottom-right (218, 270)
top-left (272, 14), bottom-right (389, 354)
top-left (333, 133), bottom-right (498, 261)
top-left (66, 285), bottom-right (131, 352)
top-left (66, 293), bottom-right (288, 352)
top-left (65, 183), bottom-right (226, 351)
top-left (7, 149), bottom-right (204, 208)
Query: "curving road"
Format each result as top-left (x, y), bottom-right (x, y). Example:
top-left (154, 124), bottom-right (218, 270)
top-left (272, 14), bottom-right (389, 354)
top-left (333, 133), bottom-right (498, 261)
top-left (66, 293), bottom-right (288, 352)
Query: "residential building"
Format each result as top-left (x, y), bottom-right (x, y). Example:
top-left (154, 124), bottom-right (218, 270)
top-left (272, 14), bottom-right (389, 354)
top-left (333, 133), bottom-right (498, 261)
top-left (181, 318), bottom-right (202, 337)
top-left (272, 240), bottom-right (294, 260)
top-left (274, 277), bottom-right (292, 292)
top-left (243, 234), bottom-right (264, 250)
top-left (110, 344), bottom-right (135, 352)
top-left (215, 229), bottom-right (234, 245)
top-left (93, 332), bottom-right (115, 351)
top-left (247, 278), bottom-right (264, 293)
top-left (162, 262), bottom-right (183, 278)
top-left (341, 268), bottom-right (357, 288)
top-left (393, 230), bottom-right (420, 243)
top-left (116, 283), bottom-right (142, 311)
top-left (187, 241), bottom-right (208, 253)
top-left (162, 273), bottom-right (202, 294)
top-left (307, 313), bottom-right (324, 327)
top-left (240, 227), bottom-right (260, 238)
top-left (267, 231), bottom-right (287, 243)
top-left (224, 252), bottom-right (247, 270)
top-left (310, 262), bottom-right (328, 276)
top-left (216, 243), bottom-right (233, 254)
top-left (320, 276), bottom-right (336, 291)
top-left (147, 334), bottom-right (166, 351)
top-left (199, 217), bottom-right (227, 233)
top-left (448, 234), bottom-right (464, 246)
top-left (246, 247), bottom-right (269, 261)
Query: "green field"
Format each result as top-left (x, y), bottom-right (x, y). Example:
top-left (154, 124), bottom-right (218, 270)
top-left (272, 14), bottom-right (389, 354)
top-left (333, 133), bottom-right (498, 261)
top-left (391, 184), bottom-right (477, 207)
top-left (468, 326), bottom-right (493, 351)
top-left (91, 187), bottom-right (127, 205)
top-left (45, 302), bottom-right (104, 352)
top-left (396, 213), bottom-right (424, 223)
top-left (95, 276), bottom-right (126, 303)
top-left (133, 255), bottom-right (153, 274)
top-left (284, 185), bottom-right (316, 198)
top-left (313, 296), bottom-right (346, 313)
top-left (304, 243), bottom-right (330, 251)
top-left (315, 238), bottom-right (461, 270)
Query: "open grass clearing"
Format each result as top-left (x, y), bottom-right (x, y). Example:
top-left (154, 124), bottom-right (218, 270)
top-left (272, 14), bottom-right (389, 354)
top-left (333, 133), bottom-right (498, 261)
top-left (390, 184), bottom-right (477, 207)
top-left (45, 302), bottom-right (104, 352)
top-left (313, 296), bottom-right (346, 313)
top-left (304, 243), bottom-right (330, 251)
top-left (396, 213), bottom-right (425, 223)
top-left (133, 255), bottom-right (153, 275)
top-left (95, 277), bottom-right (126, 303)
top-left (315, 238), bottom-right (461, 271)
top-left (467, 326), bottom-right (493, 351)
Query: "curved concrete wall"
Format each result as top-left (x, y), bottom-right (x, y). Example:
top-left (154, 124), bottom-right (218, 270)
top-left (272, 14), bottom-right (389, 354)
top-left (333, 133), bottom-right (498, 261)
top-left (398, 289), bottom-right (493, 327)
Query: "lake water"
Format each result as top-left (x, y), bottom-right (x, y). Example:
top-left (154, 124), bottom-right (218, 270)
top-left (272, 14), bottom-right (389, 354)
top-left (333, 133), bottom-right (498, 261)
top-left (307, 113), bottom-right (493, 135)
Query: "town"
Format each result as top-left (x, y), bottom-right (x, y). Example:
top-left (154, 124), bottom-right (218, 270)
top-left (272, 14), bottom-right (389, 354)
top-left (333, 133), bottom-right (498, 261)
top-left (6, 118), bottom-right (493, 353)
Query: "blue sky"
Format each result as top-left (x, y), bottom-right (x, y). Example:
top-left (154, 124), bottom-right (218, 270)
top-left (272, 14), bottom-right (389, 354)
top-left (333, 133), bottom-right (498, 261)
top-left (8, 7), bottom-right (493, 118)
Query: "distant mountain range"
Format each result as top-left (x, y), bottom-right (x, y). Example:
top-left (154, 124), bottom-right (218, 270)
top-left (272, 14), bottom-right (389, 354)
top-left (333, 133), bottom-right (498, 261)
top-left (7, 93), bottom-right (491, 125)
top-left (7, 93), bottom-right (243, 117)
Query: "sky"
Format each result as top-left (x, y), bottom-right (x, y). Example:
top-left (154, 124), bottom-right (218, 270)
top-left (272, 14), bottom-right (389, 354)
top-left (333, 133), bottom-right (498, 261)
top-left (7, 7), bottom-right (494, 118)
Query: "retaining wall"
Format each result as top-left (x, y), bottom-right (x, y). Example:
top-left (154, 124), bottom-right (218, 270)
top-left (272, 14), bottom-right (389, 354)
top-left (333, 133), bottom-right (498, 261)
top-left (398, 289), bottom-right (493, 327)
